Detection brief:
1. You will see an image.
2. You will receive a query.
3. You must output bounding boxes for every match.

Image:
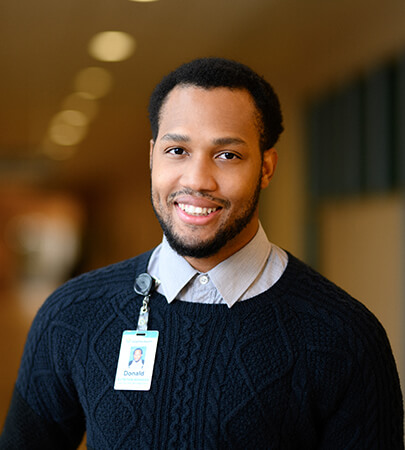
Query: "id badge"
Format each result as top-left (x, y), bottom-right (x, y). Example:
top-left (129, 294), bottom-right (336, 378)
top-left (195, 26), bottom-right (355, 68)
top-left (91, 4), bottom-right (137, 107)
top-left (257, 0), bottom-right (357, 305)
top-left (114, 330), bottom-right (159, 391)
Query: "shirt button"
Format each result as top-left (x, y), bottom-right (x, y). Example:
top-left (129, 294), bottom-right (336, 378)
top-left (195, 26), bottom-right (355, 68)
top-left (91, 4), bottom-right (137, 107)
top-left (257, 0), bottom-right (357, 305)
top-left (199, 274), bottom-right (209, 285)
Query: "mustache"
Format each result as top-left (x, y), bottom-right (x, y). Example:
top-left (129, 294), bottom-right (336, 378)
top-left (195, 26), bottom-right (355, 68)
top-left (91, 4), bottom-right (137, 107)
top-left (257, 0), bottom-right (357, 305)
top-left (168, 188), bottom-right (230, 209)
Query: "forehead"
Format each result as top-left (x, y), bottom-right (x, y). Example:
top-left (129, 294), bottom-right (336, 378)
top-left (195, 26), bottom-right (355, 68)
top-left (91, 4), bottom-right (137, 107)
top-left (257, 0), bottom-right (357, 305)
top-left (158, 85), bottom-right (260, 140)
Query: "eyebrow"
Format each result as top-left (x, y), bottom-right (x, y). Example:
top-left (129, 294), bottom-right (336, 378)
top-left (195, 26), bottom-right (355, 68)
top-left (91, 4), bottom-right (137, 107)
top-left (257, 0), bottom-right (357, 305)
top-left (212, 137), bottom-right (246, 146)
top-left (160, 133), bottom-right (190, 142)
top-left (160, 133), bottom-right (246, 146)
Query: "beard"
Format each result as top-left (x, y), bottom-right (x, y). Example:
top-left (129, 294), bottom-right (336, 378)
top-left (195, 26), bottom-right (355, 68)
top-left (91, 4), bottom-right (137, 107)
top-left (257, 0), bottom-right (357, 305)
top-left (151, 177), bottom-right (262, 259)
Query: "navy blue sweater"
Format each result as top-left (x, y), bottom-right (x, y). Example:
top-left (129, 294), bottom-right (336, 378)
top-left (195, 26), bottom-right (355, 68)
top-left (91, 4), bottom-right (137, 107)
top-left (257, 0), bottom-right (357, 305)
top-left (1, 251), bottom-right (403, 449)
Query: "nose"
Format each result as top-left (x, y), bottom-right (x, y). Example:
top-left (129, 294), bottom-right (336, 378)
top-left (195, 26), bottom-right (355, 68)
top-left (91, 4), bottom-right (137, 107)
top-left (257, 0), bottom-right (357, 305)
top-left (179, 154), bottom-right (218, 192)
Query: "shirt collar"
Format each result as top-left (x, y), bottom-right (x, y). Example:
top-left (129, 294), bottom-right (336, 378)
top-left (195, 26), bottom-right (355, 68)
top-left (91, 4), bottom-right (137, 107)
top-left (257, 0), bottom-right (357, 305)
top-left (156, 223), bottom-right (271, 307)
top-left (157, 237), bottom-right (198, 303)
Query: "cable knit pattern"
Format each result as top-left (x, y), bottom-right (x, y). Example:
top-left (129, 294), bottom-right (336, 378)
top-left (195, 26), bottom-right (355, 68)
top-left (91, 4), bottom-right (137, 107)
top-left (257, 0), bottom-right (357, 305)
top-left (0, 251), bottom-right (403, 449)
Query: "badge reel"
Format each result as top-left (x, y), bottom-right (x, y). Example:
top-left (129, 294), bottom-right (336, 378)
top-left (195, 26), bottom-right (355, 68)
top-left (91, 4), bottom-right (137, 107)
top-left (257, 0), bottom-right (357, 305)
top-left (114, 273), bottom-right (159, 391)
top-left (135, 273), bottom-right (155, 331)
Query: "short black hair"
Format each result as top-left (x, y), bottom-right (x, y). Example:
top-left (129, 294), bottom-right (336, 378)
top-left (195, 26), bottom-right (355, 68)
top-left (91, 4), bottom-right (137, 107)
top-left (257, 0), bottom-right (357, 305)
top-left (148, 57), bottom-right (284, 152)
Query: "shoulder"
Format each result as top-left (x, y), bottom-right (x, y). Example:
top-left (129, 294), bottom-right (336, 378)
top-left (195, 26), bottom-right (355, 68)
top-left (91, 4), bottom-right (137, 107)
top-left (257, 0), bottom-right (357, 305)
top-left (276, 254), bottom-right (403, 441)
top-left (26, 250), bottom-right (154, 338)
top-left (267, 253), bottom-right (394, 369)
top-left (281, 253), bottom-right (384, 332)
top-left (16, 250), bottom-right (154, 395)
top-left (62, 250), bottom-right (153, 295)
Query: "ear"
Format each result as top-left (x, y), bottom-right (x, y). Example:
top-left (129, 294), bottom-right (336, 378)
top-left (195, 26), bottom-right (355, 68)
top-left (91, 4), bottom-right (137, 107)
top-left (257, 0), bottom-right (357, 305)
top-left (149, 139), bottom-right (155, 170)
top-left (261, 148), bottom-right (278, 189)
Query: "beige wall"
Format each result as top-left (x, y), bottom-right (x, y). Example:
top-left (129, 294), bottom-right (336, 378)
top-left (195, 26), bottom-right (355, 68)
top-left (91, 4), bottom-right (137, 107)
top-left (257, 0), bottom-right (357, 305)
top-left (319, 195), bottom-right (405, 380)
top-left (259, 93), bottom-right (307, 260)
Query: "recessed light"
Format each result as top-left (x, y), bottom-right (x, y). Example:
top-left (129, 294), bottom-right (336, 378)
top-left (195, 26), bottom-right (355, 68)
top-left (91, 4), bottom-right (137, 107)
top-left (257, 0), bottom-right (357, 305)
top-left (52, 110), bottom-right (89, 128)
top-left (62, 93), bottom-right (99, 122)
top-left (74, 67), bottom-right (113, 99)
top-left (48, 122), bottom-right (87, 147)
top-left (88, 31), bottom-right (136, 62)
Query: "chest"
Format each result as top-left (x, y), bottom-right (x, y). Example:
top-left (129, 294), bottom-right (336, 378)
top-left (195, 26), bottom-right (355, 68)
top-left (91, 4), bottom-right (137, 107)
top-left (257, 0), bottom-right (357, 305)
top-left (73, 310), bottom-right (315, 449)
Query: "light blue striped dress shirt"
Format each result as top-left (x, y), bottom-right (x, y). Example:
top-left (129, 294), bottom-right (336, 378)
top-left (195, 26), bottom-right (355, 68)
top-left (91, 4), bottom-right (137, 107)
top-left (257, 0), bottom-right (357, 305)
top-left (147, 223), bottom-right (288, 308)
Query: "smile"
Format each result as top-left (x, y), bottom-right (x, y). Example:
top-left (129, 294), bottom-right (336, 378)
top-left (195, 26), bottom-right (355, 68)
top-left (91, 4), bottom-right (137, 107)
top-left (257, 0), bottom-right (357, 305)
top-left (177, 203), bottom-right (219, 216)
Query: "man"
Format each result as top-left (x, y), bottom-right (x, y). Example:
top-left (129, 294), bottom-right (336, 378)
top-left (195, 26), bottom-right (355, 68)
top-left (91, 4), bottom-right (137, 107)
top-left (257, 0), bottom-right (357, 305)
top-left (1, 58), bottom-right (403, 449)
top-left (128, 348), bottom-right (144, 369)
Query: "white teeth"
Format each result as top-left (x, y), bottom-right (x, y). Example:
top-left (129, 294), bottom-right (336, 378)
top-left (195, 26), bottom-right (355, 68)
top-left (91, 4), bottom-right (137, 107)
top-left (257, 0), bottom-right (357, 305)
top-left (178, 203), bottom-right (218, 216)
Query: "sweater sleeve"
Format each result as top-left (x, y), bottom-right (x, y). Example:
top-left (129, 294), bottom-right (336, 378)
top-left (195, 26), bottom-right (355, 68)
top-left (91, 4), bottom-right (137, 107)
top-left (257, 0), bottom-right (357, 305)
top-left (0, 285), bottom-right (86, 448)
top-left (0, 386), bottom-right (85, 449)
top-left (316, 311), bottom-right (404, 449)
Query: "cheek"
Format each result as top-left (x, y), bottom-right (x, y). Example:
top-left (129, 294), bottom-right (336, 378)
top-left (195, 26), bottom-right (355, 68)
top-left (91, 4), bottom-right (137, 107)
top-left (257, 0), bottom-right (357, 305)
top-left (224, 167), bottom-right (261, 197)
top-left (151, 168), bottom-right (168, 194)
top-left (151, 160), bottom-right (178, 188)
top-left (151, 170), bottom-right (175, 208)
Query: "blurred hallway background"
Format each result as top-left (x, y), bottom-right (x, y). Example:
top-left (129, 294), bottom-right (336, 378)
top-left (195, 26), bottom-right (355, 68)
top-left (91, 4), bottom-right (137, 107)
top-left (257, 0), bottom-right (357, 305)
top-left (1, 0), bottom-right (405, 441)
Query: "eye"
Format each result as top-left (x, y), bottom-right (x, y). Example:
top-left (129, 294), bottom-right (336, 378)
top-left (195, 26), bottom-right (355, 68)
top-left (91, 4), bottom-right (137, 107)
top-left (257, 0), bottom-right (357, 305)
top-left (167, 147), bottom-right (187, 156)
top-left (217, 152), bottom-right (240, 160)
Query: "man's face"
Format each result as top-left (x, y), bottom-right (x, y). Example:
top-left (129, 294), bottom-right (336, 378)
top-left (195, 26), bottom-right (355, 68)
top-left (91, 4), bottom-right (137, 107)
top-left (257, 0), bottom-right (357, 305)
top-left (150, 86), bottom-right (276, 269)
top-left (134, 349), bottom-right (142, 362)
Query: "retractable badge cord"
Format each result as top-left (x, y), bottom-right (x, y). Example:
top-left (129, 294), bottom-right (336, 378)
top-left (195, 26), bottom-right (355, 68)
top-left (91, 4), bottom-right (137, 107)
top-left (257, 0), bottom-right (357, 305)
top-left (134, 273), bottom-right (155, 331)
top-left (114, 273), bottom-right (159, 391)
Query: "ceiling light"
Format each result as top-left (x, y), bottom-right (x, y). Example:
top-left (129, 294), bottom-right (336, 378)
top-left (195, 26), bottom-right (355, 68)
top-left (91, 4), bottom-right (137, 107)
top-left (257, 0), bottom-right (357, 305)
top-left (62, 93), bottom-right (99, 122)
top-left (48, 122), bottom-right (87, 147)
top-left (52, 110), bottom-right (89, 128)
top-left (48, 109), bottom-right (89, 147)
top-left (74, 67), bottom-right (113, 99)
top-left (88, 31), bottom-right (136, 62)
